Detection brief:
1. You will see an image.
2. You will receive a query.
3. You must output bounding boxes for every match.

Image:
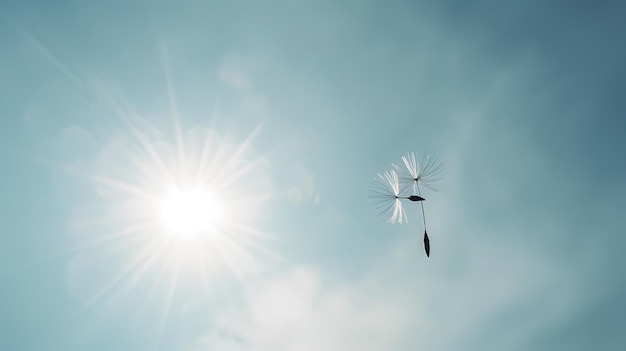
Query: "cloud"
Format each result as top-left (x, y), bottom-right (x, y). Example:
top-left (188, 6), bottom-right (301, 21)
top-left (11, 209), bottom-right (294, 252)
top-left (188, 264), bottom-right (413, 351)
top-left (187, 217), bottom-right (598, 351)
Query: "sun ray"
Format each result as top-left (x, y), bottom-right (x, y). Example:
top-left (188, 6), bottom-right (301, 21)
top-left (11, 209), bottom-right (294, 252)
top-left (82, 238), bottom-right (160, 310)
top-left (215, 153), bottom-right (270, 192)
top-left (228, 191), bottom-right (272, 206)
top-left (225, 228), bottom-right (288, 265)
top-left (120, 236), bottom-right (173, 298)
top-left (222, 233), bottom-right (265, 276)
top-left (16, 23), bottom-right (87, 91)
top-left (52, 160), bottom-right (159, 201)
top-left (210, 124), bottom-right (264, 186)
top-left (193, 131), bottom-right (225, 186)
top-left (222, 220), bottom-right (273, 239)
top-left (130, 247), bottom-right (173, 332)
top-left (110, 140), bottom-right (173, 187)
top-left (209, 235), bottom-right (247, 282)
top-left (97, 85), bottom-right (175, 183)
top-left (194, 136), bottom-right (236, 188)
top-left (63, 220), bottom-right (156, 256)
top-left (153, 259), bottom-right (180, 351)
top-left (160, 43), bottom-right (187, 174)
top-left (91, 174), bottom-right (159, 200)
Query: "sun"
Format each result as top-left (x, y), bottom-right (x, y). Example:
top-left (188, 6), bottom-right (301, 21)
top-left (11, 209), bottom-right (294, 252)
top-left (62, 120), bottom-right (275, 297)
top-left (159, 187), bottom-right (225, 238)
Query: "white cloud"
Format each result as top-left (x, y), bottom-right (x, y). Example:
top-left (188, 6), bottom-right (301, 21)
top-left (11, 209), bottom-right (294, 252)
top-left (187, 264), bottom-right (414, 351)
top-left (187, 219), bottom-right (597, 351)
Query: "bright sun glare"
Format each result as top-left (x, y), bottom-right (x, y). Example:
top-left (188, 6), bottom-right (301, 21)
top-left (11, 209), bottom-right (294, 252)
top-left (159, 188), bottom-right (224, 237)
top-left (40, 38), bottom-right (279, 347)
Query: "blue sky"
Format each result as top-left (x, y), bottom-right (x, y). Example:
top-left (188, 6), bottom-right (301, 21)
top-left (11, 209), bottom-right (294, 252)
top-left (1, 1), bottom-right (626, 350)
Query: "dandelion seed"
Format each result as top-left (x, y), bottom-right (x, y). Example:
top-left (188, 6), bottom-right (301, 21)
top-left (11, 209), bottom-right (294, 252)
top-left (368, 170), bottom-right (408, 224)
top-left (370, 153), bottom-right (442, 257)
top-left (393, 152), bottom-right (443, 195)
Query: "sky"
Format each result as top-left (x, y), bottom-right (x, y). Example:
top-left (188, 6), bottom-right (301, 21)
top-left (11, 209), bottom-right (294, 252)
top-left (1, 0), bottom-right (626, 350)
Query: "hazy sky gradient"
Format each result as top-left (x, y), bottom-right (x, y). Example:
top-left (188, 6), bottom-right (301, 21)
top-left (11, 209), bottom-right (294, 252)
top-left (2, 1), bottom-right (626, 350)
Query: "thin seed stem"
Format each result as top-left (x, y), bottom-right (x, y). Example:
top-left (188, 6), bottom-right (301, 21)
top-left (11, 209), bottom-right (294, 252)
top-left (416, 183), bottom-right (427, 232)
